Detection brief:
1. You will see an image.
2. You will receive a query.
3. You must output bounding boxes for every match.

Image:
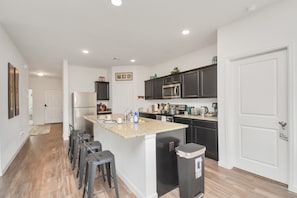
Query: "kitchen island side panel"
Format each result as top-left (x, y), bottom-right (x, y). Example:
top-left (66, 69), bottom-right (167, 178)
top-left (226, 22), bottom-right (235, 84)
top-left (94, 125), bottom-right (158, 198)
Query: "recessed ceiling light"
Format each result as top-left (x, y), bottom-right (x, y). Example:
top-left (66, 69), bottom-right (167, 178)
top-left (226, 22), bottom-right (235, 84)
top-left (182, 29), bottom-right (190, 35)
top-left (130, 59), bottom-right (136, 63)
top-left (111, 0), bottom-right (122, 6)
top-left (82, 50), bottom-right (89, 54)
top-left (37, 72), bottom-right (44, 77)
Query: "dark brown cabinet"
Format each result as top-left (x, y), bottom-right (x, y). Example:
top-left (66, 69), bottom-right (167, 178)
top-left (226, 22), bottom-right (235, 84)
top-left (95, 81), bottom-right (109, 100)
top-left (153, 78), bottom-right (164, 99)
top-left (145, 78), bottom-right (164, 99)
top-left (174, 117), bottom-right (193, 143)
top-left (199, 65), bottom-right (217, 98)
top-left (164, 74), bottom-right (181, 85)
top-left (139, 112), bottom-right (156, 119)
top-left (182, 70), bottom-right (199, 98)
top-left (144, 64), bottom-right (217, 100)
top-left (192, 120), bottom-right (218, 160)
top-left (145, 80), bottom-right (154, 99)
top-left (174, 117), bottom-right (218, 161)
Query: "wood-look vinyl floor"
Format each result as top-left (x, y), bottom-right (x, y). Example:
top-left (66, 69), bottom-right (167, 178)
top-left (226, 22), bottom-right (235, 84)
top-left (0, 123), bottom-right (296, 198)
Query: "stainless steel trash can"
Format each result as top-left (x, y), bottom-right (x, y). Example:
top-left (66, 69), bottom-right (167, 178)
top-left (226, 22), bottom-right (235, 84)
top-left (175, 143), bottom-right (206, 198)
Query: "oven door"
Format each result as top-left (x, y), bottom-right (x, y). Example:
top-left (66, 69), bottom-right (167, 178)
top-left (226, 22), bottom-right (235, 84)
top-left (162, 83), bottom-right (181, 99)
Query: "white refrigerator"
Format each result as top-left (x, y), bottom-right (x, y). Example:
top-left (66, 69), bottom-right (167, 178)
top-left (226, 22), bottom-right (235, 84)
top-left (72, 92), bottom-right (97, 131)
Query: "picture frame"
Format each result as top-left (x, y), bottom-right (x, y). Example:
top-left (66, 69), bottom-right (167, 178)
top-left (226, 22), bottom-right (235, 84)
top-left (8, 63), bottom-right (15, 118)
top-left (115, 72), bottom-right (133, 81)
top-left (14, 67), bottom-right (20, 116)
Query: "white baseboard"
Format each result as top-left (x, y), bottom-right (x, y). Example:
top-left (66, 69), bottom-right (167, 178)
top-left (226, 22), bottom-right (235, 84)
top-left (0, 135), bottom-right (29, 176)
top-left (116, 171), bottom-right (158, 198)
top-left (288, 185), bottom-right (297, 194)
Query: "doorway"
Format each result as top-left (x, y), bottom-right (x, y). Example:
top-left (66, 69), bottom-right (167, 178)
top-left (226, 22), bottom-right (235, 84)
top-left (28, 89), bottom-right (33, 125)
top-left (231, 49), bottom-right (288, 184)
top-left (44, 90), bottom-right (62, 124)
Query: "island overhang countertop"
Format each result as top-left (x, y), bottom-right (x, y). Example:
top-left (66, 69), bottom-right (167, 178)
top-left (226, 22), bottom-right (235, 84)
top-left (84, 114), bottom-right (188, 138)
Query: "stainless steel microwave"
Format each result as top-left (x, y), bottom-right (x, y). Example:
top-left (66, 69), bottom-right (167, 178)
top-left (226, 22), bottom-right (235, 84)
top-left (162, 83), bottom-right (181, 99)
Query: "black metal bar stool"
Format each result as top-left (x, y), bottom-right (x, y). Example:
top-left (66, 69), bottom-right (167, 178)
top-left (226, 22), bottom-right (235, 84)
top-left (77, 141), bottom-right (103, 189)
top-left (68, 124), bottom-right (87, 160)
top-left (71, 133), bottom-right (91, 170)
top-left (82, 151), bottom-right (119, 198)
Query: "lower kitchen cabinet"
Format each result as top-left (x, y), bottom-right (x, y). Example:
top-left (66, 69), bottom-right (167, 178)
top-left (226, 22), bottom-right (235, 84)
top-left (139, 112), bottom-right (156, 119)
top-left (193, 120), bottom-right (218, 160)
top-left (174, 117), bottom-right (193, 143)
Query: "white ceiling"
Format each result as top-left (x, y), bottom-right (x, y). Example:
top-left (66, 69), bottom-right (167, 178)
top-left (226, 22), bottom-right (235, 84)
top-left (0, 0), bottom-right (281, 77)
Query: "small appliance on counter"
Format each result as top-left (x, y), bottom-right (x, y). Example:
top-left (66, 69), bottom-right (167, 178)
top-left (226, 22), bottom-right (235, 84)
top-left (97, 103), bottom-right (112, 115)
top-left (156, 104), bottom-right (187, 122)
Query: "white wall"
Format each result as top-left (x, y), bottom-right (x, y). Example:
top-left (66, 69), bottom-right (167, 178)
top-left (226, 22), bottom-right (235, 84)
top-left (146, 44), bottom-right (218, 111)
top-left (63, 65), bottom-right (110, 139)
top-left (28, 76), bottom-right (62, 125)
top-left (0, 25), bottom-right (29, 176)
top-left (217, 0), bottom-right (297, 192)
top-left (111, 65), bottom-right (149, 113)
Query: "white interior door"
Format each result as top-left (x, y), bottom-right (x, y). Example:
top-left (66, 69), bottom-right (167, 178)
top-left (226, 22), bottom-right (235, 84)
top-left (44, 90), bottom-right (62, 124)
top-left (113, 83), bottom-right (133, 113)
top-left (233, 49), bottom-right (288, 184)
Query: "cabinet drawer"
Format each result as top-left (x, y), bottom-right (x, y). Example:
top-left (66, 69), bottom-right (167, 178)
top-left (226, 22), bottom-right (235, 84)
top-left (139, 112), bottom-right (156, 119)
top-left (174, 117), bottom-right (192, 125)
top-left (193, 120), bottom-right (217, 129)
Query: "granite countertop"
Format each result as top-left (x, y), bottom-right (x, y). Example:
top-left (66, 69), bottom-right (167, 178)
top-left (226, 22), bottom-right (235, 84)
top-left (84, 114), bottom-right (188, 139)
top-left (174, 114), bottom-right (218, 122)
top-left (139, 111), bottom-right (218, 122)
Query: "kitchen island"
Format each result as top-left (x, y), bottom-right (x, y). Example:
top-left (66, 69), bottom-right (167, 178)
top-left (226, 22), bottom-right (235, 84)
top-left (84, 114), bottom-right (188, 198)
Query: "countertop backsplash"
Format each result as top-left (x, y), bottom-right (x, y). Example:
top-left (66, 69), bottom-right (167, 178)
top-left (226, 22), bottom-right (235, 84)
top-left (143, 98), bottom-right (218, 114)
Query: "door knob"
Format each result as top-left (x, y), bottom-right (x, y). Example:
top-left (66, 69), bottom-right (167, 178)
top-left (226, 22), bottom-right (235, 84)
top-left (278, 121), bottom-right (287, 129)
top-left (44, 104), bottom-right (47, 107)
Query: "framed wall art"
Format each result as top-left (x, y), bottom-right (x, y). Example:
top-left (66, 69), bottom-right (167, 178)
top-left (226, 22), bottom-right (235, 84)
top-left (8, 63), bottom-right (20, 118)
top-left (8, 63), bottom-right (15, 118)
top-left (115, 72), bottom-right (133, 81)
top-left (14, 67), bottom-right (20, 116)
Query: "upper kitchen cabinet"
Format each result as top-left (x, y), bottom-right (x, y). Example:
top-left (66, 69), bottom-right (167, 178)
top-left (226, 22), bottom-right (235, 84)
top-left (145, 80), bottom-right (154, 99)
top-left (199, 64), bottom-right (217, 98)
top-left (95, 81), bottom-right (109, 100)
top-left (164, 74), bottom-right (181, 85)
top-left (144, 64), bottom-right (217, 100)
top-left (153, 77), bottom-right (164, 99)
top-left (145, 78), bottom-right (164, 99)
top-left (182, 70), bottom-right (199, 98)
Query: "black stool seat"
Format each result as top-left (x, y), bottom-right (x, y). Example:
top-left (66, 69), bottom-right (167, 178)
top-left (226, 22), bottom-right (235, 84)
top-left (83, 150), bottom-right (119, 198)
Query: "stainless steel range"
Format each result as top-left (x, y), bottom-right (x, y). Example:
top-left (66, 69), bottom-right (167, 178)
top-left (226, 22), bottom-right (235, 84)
top-left (156, 104), bottom-right (186, 122)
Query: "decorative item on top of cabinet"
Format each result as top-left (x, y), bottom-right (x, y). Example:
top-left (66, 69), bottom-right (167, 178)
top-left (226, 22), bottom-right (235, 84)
top-left (98, 76), bottom-right (105, 81)
top-left (95, 81), bottom-right (109, 100)
top-left (170, 67), bottom-right (180, 74)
